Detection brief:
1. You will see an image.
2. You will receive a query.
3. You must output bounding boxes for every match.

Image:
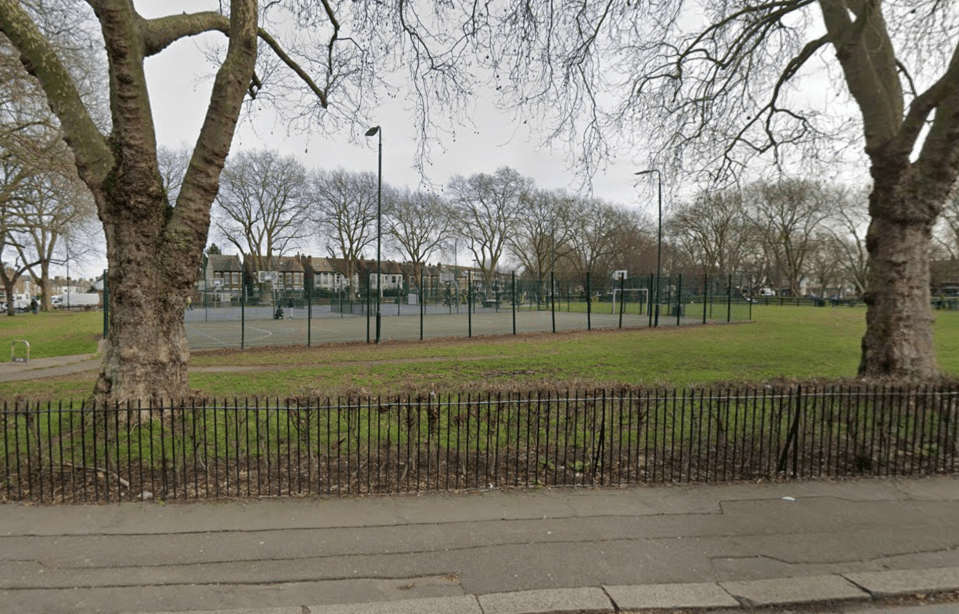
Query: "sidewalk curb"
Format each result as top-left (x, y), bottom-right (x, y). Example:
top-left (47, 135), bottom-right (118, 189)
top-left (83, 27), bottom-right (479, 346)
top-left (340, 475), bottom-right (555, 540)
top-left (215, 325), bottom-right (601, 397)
top-left (138, 569), bottom-right (959, 614)
top-left (843, 568), bottom-right (959, 598)
top-left (478, 588), bottom-right (610, 614)
top-left (605, 582), bottom-right (740, 610)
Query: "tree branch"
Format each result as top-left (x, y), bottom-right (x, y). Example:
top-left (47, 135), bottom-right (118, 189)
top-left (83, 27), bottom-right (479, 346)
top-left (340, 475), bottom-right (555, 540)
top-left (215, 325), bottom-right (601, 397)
top-left (172, 0), bottom-right (258, 261)
top-left (915, 43), bottom-right (959, 191)
top-left (904, 40), bottom-right (959, 166)
top-left (139, 11), bottom-right (329, 107)
top-left (0, 0), bottom-right (112, 186)
top-left (819, 0), bottom-right (903, 154)
top-left (97, 0), bottom-right (158, 171)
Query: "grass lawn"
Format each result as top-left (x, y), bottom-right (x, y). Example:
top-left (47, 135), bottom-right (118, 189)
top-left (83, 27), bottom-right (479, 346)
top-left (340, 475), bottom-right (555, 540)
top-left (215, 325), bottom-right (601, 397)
top-left (2, 305), bottom-right (957, 402)
top-left (0, 310), bottom-right (103, 359)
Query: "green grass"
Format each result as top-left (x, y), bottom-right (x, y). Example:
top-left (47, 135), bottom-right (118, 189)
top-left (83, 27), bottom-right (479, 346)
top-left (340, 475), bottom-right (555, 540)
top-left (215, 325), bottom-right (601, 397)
top-left (0, 311), bottom-right (102, 359)
top-left (2, 305), bottom-right (958, 402)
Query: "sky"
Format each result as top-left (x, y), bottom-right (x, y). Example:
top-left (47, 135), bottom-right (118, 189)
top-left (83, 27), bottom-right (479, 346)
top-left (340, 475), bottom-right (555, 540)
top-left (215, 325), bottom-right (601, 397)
top-left (144, 11), bottom-right (646, 184)
top-left (135, 3), bottom-right (654, 256)
top-left (41, 2), bottom-right (656, 280)
top-left (61, 1), bottom-right (869, 279)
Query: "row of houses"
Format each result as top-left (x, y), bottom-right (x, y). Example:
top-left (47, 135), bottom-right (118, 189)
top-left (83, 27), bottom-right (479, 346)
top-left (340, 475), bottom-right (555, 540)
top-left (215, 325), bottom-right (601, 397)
top-left (198, 253), bottom-right (489, 302)
top-left (0, 271), bottom-right (99, 302)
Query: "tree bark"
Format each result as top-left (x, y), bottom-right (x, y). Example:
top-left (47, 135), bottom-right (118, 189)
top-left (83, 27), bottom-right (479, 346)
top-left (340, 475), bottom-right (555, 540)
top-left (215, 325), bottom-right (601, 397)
top-left (1, 274), bottom-right (15, 316)
top-left (858, 210), bottom-right (937, 379)
top-left (93, 177), bottom-right (196, 401)
top-left (89, 1), bottom-right (258, 402)
top-left (858, 154), bottom-right (945, 380)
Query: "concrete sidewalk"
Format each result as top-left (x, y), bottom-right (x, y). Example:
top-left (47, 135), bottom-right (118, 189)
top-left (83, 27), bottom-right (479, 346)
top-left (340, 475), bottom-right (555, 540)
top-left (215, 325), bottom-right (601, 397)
top-left (0, 353), bottom-right (285, 383)
top-left (2, 477), bottom-right (959, 614)
top-left (0, 353), bottom-right (101, 382)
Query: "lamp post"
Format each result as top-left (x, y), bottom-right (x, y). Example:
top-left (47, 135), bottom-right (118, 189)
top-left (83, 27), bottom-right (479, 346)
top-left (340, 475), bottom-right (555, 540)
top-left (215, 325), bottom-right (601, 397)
top-left (635, 169), bottom-right (662, 327)
top-left (365, 125), bottom-right (382, 343)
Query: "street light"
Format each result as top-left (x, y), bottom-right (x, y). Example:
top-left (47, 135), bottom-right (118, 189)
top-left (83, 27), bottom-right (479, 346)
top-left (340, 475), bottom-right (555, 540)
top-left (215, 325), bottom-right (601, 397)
top-left (635, 169), bottom-right (662, 327)
top-left (365, 125), bottom-right (382, 343)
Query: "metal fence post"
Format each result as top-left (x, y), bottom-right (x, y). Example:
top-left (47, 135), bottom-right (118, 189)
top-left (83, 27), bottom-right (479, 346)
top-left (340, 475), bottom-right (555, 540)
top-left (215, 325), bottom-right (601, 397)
top-left (619, 275), bottom-right (626, 328)
top-left (551, 272), bottom-right (556, 333)
top-left (702, 274), bottom-right (708, 324)
top-left (586, 272), bottom-right (592, 331)
top-left (512, 272), bottom-right (517, 335)
top-left (777, 384), bottom-right (803, 477)
top-left (727, 273), bottom-right (733, 322)
top-left (676, 273), bottom-right (683, 326)
top-left (648, 273), bottom-right (654, 327)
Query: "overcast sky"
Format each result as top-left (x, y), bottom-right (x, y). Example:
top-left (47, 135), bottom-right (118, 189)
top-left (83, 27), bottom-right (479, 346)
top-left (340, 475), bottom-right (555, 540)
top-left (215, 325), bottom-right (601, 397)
top-left (27, 2), bottom-right (655, 281)
top-left (62, 1), bottom-right (868, 279)
top-left (141, 4), bottom-right (649, 198)
top-left (142, 5), bottom-right (654, 223)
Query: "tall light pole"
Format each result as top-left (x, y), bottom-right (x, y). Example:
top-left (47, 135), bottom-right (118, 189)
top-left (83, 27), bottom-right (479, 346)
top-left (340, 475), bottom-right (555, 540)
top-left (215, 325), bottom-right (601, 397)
top-left (635, 169), bottom-right (662, 327)
top-left (365, 125), bottom-right (383, 343)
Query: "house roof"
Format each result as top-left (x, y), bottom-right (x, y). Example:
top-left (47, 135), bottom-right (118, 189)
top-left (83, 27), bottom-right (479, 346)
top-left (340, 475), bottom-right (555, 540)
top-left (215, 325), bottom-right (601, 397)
top-left (208, 254), bottom-right (243, 272)
top-left (309, 258), bottom-right (339, 273)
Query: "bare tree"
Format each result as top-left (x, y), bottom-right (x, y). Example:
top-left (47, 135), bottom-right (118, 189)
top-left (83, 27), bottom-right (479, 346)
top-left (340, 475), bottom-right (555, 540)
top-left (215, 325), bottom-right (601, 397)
top-left (0, 204), bottom-right (38, 315)
top-left (825, 187), bottom-right (871, 297)
top-left (157, 145), bottom-right (192, 207)
top-left (0, 128), bottom-right (39, 315)
top-left (397, 1), bottom-right (959, 378)
top-left (747, 179), bottom-right (831, 297)
top-left (448, 167), bottom-right (532, 289)
top-left (0, 1), bottom-right (344, 401)
top-left (310, 168), bottom-right (379, 295)
top-left (668, 189), bottom-right (753, 277)
top-left (386, 187), bottom-right (451, 285)
top-left (16, 156), bottom-right (98, 310)
top-left (214, 149), bottom-right (310, 277)
top-left (1, 32), bottom-right (96, 313)
top-left (510, 189), bottom-right (575, 283)
top-left (562, 197), bottom-right (635, 291)
top-left (806, 233), bottom-right (844, 298)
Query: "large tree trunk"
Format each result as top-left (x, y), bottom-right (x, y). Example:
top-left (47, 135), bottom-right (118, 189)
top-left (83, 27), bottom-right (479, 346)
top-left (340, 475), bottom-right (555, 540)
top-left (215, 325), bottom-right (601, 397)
top-left (93, 181), bottom-right (200, 402)
top-left (39, 261), bottom-right (52, 311)
top-left (858, 214), bottom-right (937, 378)
top-left (1, 1), bottom-right (262, 402)
top-left (95, 272), bottom-right (192, 402)
top-left (2, 275), bottom-right (15, 316)
top-left (858, 164), bottom-right (941, 380)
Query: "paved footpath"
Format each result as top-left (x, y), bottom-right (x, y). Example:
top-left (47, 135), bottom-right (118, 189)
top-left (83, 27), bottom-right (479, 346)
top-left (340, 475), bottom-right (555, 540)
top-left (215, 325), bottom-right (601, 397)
top-left (0, 353), bottom-right (102, 382)
top-left (2, 477), bottom-right (959, 614)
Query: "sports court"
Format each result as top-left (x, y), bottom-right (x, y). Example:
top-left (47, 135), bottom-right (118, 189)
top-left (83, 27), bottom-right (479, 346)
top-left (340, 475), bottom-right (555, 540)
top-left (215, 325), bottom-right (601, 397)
top-left (183, 300), bottom-right (743, 350)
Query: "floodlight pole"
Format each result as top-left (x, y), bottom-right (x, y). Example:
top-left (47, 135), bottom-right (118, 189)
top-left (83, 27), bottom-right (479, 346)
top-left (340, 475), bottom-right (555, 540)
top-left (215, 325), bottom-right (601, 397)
top-left (366, 125), bottom-right (383, 344)
top-left (635, 169), bottom-right (662, 327)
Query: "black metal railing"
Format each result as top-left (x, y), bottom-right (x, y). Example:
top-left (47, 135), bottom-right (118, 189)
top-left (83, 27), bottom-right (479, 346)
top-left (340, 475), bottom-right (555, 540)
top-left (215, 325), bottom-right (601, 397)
top-left (3, 384), bottom-right (957, 504)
